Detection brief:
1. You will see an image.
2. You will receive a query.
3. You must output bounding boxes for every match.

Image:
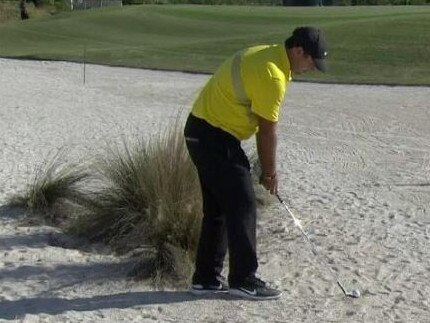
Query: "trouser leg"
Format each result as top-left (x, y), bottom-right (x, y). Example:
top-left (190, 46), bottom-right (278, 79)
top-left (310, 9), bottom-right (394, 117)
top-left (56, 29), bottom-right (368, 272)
top-left (184, 114), bottom-right (258, 285)
top-left (221, 166), bottom-right (258, 286)
top-left (192, 177), bottom-right (228, 282)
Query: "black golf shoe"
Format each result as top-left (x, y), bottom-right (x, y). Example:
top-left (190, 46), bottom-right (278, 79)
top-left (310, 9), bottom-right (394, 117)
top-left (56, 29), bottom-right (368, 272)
top-left (229, 276), bottom-right (282, 300)
top-left (190, 275), bottom-right (229, 296)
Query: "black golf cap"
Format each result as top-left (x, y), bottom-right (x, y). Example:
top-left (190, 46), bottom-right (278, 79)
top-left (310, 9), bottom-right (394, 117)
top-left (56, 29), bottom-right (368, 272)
top-left (292, 27), bottom-right (328, 72)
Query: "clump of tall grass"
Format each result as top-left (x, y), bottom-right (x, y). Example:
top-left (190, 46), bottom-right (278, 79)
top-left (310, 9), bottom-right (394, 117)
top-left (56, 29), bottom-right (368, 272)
top-left (9, 121), bottom-right (202, 285)
top-left (69, 121), bottom-right (202, 285)
top-left (0, 1), bottom-right (18, 23)
top-left (0, 1), bottom-right (43, 23)
top-left (8, 150), bottom-right (91, 227)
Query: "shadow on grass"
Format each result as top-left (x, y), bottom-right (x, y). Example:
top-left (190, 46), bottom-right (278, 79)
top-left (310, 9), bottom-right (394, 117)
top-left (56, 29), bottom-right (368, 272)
top-left (0, 291), bottom-right (216, 319)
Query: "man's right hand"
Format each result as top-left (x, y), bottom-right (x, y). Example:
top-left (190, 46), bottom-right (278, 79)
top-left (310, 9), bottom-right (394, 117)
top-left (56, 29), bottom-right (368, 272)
top-left (259, 173), bottom-right (278, 195)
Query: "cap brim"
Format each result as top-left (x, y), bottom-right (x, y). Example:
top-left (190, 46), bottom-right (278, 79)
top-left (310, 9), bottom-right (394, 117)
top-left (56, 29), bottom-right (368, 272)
top-left (314, 58), bottom-right (326, 72)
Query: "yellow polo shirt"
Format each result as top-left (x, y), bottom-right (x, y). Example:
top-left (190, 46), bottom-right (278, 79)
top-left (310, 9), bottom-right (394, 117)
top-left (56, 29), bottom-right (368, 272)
top-left (191, 43), bottom-right (292, 140)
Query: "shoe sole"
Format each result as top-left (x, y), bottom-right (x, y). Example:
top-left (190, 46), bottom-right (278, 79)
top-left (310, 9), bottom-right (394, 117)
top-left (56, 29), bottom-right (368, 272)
top-left (189, 288), bottom-right (229, 296)
top-left (229, 288), bottom-right (282, 300)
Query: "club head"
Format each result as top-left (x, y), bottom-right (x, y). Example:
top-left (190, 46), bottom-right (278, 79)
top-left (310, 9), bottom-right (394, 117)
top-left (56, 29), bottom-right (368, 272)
top-left (337, 281), bottom-right (360, 299)
top-left (346, 289), bottom-right (361, 298)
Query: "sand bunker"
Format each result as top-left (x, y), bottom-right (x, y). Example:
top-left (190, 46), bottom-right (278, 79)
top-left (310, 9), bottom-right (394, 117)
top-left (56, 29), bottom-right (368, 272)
top-left (0, 58), bottom-right (429, 322)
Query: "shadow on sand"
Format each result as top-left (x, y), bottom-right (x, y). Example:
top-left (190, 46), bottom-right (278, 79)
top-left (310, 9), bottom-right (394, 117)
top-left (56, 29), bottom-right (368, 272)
top-left (0, 204), bottom-right (26, 219)
top-left (0, 204), bottom-right (234, 319)
top-left (0, 291), bottom-right (219, 319)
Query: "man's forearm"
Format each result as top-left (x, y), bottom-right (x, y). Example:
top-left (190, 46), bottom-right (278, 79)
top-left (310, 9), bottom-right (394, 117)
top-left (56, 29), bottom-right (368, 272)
top-left (256, 121), bottom-right (277, 178)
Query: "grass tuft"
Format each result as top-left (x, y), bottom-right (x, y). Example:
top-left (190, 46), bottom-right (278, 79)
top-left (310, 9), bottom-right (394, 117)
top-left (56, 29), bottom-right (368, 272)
top-left (8, 150), bottom-right (91, 226)
top-left (68, 120), bottom-right (202, 284)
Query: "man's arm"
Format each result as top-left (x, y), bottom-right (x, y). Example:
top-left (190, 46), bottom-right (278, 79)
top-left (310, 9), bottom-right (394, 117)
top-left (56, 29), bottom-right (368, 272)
top-left (256, 115), bottom-right (278, 194)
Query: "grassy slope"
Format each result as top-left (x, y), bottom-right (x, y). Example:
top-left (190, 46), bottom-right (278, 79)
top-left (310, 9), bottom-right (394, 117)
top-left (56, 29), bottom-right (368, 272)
top-left (0, 5), bottom-right (429, 85)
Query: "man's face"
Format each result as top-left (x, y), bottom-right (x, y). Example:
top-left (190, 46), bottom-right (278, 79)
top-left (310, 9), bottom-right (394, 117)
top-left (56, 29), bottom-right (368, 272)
top-left (290, 47), bottom-right (316, 75)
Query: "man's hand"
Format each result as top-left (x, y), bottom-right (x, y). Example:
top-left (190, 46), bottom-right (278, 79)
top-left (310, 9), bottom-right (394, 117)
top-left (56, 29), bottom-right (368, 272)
top-left (256, 115), bottom-right (278, 195)
top-left (259, 173), bottom-right (278, 195)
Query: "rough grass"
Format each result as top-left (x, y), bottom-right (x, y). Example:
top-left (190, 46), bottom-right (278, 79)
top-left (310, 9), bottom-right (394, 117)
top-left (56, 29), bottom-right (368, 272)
top-left (68, 122), bottom-right (202, 284)
top-left (7, 150), bottom-right (91, 226)
top-left (0, 1), bottom-right (18, 23)
top-left (9, 121), bottom-right (202, 286)
top-left (0, 1), bottom-right (59, 24)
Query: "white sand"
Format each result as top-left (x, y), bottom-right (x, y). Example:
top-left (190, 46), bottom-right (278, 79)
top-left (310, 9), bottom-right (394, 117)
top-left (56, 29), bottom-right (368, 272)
top-left (0, 58), bottom-right (429, 322)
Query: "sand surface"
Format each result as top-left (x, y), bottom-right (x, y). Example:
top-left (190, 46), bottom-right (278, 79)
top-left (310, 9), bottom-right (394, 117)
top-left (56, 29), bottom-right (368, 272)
top-left (0, 58), bottom-right (429, 322)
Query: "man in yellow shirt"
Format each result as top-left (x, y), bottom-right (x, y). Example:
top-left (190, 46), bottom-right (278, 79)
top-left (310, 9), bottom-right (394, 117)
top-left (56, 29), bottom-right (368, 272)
top-left (185, 27), bottom-right (328, 300)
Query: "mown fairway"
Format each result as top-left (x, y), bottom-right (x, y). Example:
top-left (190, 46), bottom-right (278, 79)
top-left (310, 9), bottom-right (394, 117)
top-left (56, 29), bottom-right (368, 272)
top-left (0, 5), bottom-right (429, 85)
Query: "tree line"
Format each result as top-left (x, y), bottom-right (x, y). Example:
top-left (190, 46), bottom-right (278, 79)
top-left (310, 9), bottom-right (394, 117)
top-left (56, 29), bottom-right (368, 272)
top-left (124, 0), bottom-right (429, 5)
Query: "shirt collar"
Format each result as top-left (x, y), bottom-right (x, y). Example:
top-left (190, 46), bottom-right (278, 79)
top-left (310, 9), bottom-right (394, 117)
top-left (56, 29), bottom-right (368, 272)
top-left (278, 43), bottom-right (292, 81)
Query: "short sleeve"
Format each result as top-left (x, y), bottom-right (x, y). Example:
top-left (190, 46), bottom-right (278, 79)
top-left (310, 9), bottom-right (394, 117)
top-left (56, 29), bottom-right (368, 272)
top-left (249, 62), bottom-right (287, 122)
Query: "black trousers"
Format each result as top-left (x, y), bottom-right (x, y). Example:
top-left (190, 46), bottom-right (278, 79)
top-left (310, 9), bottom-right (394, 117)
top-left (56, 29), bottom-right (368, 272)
top-left (184, 114), bottom-right (258, 286)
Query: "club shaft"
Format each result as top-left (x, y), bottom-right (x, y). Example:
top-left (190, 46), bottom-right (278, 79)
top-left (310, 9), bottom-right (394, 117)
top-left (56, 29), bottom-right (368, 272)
top-left (276, 193), bottom-right (349, 297)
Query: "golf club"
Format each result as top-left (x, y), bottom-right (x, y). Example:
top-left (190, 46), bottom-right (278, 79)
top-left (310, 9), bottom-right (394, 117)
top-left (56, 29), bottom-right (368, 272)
top-left (275, 193), bottom-right (360, 299)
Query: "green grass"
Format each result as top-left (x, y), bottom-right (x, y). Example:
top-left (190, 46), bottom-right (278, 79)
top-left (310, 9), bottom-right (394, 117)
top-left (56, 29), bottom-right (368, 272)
top-left (1, 5), bottom-right (429, 84)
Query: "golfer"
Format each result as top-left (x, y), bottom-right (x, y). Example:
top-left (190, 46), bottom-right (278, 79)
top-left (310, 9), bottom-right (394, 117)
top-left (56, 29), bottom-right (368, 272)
top-left (184, 27), bottom-right (328, 300)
